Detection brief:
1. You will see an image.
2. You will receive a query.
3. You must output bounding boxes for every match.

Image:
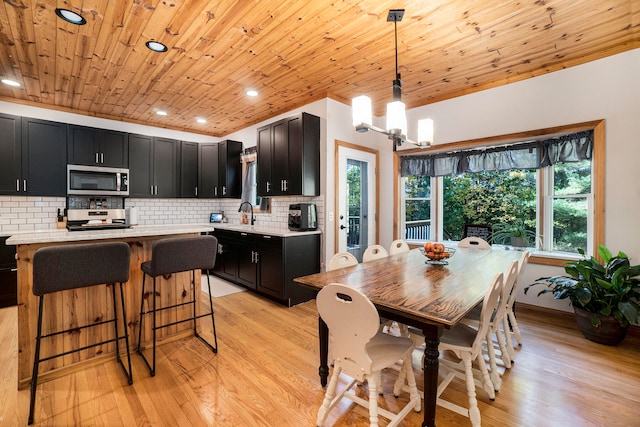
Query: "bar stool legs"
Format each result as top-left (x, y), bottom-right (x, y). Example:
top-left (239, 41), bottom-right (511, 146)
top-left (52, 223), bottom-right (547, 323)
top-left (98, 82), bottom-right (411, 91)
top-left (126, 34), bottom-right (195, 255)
top-left (28, 282), bottom-right (133, 425)
top-left (136, 268), bottom-right (218, 377)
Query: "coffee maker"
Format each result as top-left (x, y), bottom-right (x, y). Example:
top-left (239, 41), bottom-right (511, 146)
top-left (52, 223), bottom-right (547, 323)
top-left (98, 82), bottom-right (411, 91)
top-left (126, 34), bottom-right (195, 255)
top-left (288, 203), bottom-right (317, 231)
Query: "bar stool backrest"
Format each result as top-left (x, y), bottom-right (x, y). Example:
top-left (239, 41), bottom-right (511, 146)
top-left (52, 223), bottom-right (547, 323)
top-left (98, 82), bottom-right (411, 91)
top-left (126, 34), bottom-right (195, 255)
top-left (146, 235), bottom-right (218, 277)
top-left (32, 242), bottom-right (130, 296)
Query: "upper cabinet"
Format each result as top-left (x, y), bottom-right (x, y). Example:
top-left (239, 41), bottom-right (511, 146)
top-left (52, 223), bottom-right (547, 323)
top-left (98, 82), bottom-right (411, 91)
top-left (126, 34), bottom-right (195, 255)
top-left (67, 125), bottom-right (129, 168)
top-left (198, 140), bottom-right (242, 198)
top-left (0, 113), bottom-right (22, 195)
top-left (257, 112), bottom-right (320, 197)
top-left (0, 115), bottom-right (67, 196)
top-left (129, 134), bottom-right (178, 198)
top-left (180, 141), bottom-right (199, 198)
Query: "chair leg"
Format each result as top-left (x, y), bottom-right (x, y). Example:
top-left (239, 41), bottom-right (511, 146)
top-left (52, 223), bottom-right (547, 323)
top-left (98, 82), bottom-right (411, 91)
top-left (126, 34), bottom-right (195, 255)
top-left (462, 355), bottom-right (482, 427)
top-left (485, 329), bottom-right (502, 392)
top-left (136, 273), bottom-right (147, 354)
top-left (508, 310), bottom-right (523, 346)
top-left (194, 270), bottom-right (218, 353)
top-left (316, 361), bottom-right (342, 426)
top-left (367, 372), bottom-right (380, 427)
top-left (494, 321), bottom-right (512, 369)
top-left (28, 296), bottom-right (45, 425)
top-left (114, 282), bottom-right (133, 384)
top-left (503, 316), bottom-right (516, 361)
top-left (151, 277), bottom-right (157, 376)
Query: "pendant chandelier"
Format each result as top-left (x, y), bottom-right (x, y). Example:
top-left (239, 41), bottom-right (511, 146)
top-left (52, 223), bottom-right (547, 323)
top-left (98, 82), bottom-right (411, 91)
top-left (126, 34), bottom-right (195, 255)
top-left (352, 9), bottom-right (433, 151)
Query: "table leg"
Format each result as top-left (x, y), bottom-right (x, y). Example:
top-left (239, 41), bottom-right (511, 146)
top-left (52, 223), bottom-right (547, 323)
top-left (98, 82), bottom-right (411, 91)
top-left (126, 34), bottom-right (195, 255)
top-left (318, 316), bottom-right (329, 387)
top-left (422, 324), bottom-right (443, 427)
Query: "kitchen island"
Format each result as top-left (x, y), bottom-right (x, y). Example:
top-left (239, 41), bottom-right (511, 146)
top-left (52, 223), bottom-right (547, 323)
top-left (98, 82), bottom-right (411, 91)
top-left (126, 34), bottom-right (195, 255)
top-left (6, 224), bottom-right (214, 389)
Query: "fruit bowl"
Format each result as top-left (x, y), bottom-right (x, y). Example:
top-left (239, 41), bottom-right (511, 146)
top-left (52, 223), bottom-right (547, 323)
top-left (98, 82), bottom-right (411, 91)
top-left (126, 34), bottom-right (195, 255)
top-left (420, 244), bottom-right (455, 265)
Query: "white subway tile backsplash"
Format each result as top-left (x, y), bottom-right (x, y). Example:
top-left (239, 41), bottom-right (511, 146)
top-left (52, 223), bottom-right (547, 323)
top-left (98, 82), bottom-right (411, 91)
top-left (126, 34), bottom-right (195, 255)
top-left (0, 195), bottom-right (325, 235)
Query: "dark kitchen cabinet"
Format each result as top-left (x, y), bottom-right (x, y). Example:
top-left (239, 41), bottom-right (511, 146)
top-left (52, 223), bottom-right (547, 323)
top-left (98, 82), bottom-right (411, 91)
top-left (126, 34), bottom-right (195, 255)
top-left (1, 115), bottom-right (66, 196)
top-left (212, 233), bottom-right (238, 282)
top-left (0, 113), bottom-right (21, 195)
top-left (0, 237), bottom-right (17, 308)
top-left (67, 125), bottom-right (129, 168)
top-left (257, 112), bottom-right (320, 197)
top-left (210, 229), bottom-right (320, 306)
top-left (179, 141), bottom-right (199, 197)
top-left (129, 134), bottom-right (178, 198)
top-left (198, 140), bottom-right (242, 198)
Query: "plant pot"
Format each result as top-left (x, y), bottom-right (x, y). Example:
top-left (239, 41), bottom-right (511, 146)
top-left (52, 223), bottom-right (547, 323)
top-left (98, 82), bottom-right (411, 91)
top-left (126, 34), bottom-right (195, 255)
top-left (510, 236), bottom-right (528, 247)
top-left (573, 306), bottom-right (628, 345)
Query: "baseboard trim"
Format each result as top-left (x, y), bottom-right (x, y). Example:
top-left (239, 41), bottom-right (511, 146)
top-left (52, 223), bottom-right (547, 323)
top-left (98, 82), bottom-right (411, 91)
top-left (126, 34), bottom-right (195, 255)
top-left (516, 302), bottom-right (640, 340)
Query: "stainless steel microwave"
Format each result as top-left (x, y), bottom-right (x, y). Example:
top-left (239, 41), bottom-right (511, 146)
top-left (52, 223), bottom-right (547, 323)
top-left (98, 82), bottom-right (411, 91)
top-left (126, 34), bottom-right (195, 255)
top-left (67, 164), bottom-right (129, 196)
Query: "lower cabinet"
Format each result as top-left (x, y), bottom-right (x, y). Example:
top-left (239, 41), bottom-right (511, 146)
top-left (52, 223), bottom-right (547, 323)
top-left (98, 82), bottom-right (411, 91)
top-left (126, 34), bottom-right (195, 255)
top-left (211, 229), bottom-right (320, 306)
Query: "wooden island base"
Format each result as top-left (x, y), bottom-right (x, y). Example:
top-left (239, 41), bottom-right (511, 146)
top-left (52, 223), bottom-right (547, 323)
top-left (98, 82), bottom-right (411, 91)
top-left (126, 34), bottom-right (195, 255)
top-left (14, 231), bottom-right (208, 390)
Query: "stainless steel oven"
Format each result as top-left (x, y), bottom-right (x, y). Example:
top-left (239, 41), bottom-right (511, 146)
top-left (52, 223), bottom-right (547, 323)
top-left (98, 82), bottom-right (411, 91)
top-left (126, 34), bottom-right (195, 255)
top-left (67, 164), bottom-right (129, 196)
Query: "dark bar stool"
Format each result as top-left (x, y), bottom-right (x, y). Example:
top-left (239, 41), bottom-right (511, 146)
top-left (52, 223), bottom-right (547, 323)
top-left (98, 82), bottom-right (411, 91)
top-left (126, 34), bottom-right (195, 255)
top-left (136, 235), bottom-right (218, 376)
top-left (28, 242), bottom-right (132, 425)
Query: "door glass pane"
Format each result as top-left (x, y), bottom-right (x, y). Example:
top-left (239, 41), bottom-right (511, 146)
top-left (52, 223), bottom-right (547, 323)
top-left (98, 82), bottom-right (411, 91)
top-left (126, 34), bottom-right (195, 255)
top-left (347, 159), bottom-right (368, 261)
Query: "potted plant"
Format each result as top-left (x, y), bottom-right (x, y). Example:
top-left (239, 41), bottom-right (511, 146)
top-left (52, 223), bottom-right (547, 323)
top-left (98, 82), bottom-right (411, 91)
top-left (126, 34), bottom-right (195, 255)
top-left (525, 245), bottom-right (640, 345)
top-left (491, 221), bottom-right (537, 247)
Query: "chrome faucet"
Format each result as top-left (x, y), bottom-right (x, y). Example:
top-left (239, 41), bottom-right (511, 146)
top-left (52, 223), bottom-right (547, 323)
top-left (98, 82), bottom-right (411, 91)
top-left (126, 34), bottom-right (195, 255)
top-left (238, 201), bottom-right (255, 225)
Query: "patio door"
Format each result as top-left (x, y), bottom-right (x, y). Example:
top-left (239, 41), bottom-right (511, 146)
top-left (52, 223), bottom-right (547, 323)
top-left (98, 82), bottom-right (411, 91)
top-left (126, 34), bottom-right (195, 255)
top-left (336, 141), bottom-right (378, 262)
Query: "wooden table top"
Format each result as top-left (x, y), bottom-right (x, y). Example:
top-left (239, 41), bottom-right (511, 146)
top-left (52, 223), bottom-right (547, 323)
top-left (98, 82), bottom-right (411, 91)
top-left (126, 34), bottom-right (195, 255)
top-left (295, 247), bottom-right (523, 328)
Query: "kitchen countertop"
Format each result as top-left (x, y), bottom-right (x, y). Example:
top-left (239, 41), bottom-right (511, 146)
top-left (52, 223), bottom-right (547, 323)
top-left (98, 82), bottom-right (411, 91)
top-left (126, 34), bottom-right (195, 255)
top-left (210, 223), bottom-right (321, 237)
top-left (5, 224), bottom-right (215, 245)
top-left (5, 223), bottom-right (321, 245)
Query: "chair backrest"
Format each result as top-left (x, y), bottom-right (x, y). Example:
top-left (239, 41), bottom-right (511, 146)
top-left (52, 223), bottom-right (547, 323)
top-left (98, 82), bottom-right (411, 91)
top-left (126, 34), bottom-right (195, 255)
top-left (472, 272), bottom-right (504, 354)
top-left (327, 252), bottom-right (359, 271)
top-left (32, 242), bottom-right (130, 296)
top-left (517, 251), bottom-right (531, 283)
top-left (316, 283), bottom-right (380, 380)
top-left (389, 239), bottom-right (410, 255)
top-left (147, 235), bottom-right (218, 276)
top-left (506, 251), bottom-right (531, 309)
top-left (499, 260), bottom-right (520, 315)
top-left (362, 245), bottom-right (389, 263)
top-left (458, 236), bottom-right (491, 249)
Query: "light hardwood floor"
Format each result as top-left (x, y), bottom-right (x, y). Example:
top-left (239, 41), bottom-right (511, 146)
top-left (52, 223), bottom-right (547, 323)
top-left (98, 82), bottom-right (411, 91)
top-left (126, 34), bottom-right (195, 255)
top-left (1, 290), bottom-right (639, 426)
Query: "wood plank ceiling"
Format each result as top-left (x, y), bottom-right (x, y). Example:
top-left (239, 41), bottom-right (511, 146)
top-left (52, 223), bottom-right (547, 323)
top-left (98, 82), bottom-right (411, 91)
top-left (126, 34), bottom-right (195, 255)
top-left (0, 0), bottom-right (638, 137)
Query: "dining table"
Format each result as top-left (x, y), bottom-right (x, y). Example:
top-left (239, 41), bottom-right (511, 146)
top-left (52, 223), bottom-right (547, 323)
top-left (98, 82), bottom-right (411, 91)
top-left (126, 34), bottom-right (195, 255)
top-left (294, 245), bottom-right (523, 427)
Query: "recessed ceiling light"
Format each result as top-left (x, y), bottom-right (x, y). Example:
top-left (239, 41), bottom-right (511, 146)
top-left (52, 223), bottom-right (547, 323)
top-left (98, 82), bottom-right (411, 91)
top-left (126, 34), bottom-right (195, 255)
top-left (156, 110), bottom-right (168, 116)
top-left (146, 41), bottom-right (168, 53)
top-left (55, 8), bottom-right (86, 25)
top-left (196, 118), bottom-right (207, 124)
top-left (1, 79), bottom-right (21, 87)
top-left (246, 89), bottom-right (259, 97)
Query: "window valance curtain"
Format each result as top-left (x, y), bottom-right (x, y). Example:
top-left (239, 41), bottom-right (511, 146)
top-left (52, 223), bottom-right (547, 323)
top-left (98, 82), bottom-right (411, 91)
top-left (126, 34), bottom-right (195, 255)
top-left (400, 130), bottom-right (593, 177)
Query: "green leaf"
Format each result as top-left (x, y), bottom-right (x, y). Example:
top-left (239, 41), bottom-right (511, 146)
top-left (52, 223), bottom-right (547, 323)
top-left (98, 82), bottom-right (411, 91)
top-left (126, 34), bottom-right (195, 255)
top-left (598, 245), bottom-right (612, 263)
top-left (574, 288), bottom-right (592, 306)
top-left (619, 301), bottom-right (639, 325)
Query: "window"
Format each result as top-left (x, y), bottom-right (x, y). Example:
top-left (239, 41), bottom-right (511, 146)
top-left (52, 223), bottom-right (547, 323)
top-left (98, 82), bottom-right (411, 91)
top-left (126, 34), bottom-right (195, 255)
top-left (402, 176), bottom-right (433, 240)
top-left (395, 121), bottom-right (604, 261)
top-left (544, 160), bottom-right (592, 253)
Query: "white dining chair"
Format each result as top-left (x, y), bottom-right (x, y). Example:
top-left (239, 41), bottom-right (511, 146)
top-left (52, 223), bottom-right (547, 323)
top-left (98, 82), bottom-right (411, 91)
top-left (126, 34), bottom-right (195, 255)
top-left (459, 236), bottom-right (491, 249)
top-left (459, 260), bottom-right (520, 391)
top-left (362, 245), bottom-right (389, 263)
top-left (327, 252), bottom-right (358, 271)
top-left (504, 251), bottom-right (531, 352)
top-left (315, 283), bottom-right (421, 427)
top-left (396, 273), bottom-right (504, 427)
top-left (389, 239), bottom-right (410, 255)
